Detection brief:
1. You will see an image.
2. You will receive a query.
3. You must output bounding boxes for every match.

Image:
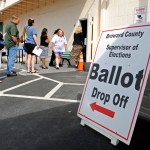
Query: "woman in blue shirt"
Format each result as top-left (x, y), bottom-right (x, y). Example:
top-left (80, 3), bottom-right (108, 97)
top-left (23, 18), bottom-right (39, 73)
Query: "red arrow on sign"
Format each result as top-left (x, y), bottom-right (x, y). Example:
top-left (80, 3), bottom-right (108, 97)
top-left (90, 102), bottom-right (115, 118)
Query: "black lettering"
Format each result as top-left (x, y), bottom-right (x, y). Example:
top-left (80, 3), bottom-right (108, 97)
top-left (135, 69), bottom-right (144, 91)
top-left (121, 73), bottom-right (133, 88)
top-left (97, 91), bottom-right (101, 99)
top-left (90, 63), bottom-right (99, 80)
top-left (108, 66), bottom-right (116, 84)
top-left (91, 87), bottom-right (97, 97)
top-left (106, 34), bottom-right (109, 39)
top-left (100, 93), bottom-right (105, 100)
top-left (98, 69), bottom-right (108, 82)
top-left (114, 66), bottom-right (122, 85)
top-left (113, 94), bottom-right (120, 106)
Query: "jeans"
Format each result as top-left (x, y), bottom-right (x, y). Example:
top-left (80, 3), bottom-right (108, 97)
top-left (7, 45), bottom-right (18, 74)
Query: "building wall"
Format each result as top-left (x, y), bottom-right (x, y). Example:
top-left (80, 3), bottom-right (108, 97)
top-left (99, 0), bottom-right (150, 120)
top-left (100, 0), bottom-right (150, 31)
top-left (2, 0), bottom-right (100, 62)
top-left (2, 0), bottom-right (150, 62)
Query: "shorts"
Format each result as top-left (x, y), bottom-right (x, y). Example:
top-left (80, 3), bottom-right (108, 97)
top-left (23, 43), bottom-right (36, 55)
top-left (54, 51), bottom-right (63, 55)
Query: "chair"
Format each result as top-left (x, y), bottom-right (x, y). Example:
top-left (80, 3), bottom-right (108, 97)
top-left (61, 50), bottom-right (71, 66)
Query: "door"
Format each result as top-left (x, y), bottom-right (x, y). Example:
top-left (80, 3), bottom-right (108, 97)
top-left (80, 19), bottom-right (87, 62)
top-left (0, 22), bottom-right (3, 33)
top-left (86, 15), bottom-right (94, 62)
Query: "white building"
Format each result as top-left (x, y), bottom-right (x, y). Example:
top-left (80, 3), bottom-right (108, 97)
top-left (0, 0), bottom-right (150, 62)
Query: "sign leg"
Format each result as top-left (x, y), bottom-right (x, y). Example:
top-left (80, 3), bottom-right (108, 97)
top-left (80, 119), bottom-right (86, 126)
top-left (80, 119), bottom-right (119, 146)
top-left (111, 138), bottom-right (119, 146)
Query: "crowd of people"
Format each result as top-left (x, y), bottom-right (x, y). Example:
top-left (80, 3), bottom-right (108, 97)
top-left (0, 15), bottom-right (84, 83)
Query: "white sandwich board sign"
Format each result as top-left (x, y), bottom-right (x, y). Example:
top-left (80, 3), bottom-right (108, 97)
top-left (77, 23), bottom-right (150, 145)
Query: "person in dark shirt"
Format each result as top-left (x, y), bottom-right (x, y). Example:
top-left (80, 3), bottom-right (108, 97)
top-left (40, 28), bottom-right (50, 69)
top-left (0, 32), bottom-right (4, 83)
top-left (70, 26), bottom-right (84, 67)
top-left (0, 32), bottom-right (4, 50)
top-left (4, 15), bottom-right (20, 77)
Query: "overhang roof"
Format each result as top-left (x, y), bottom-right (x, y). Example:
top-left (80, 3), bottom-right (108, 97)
top-left (0, 0), bottom-right (53, 22)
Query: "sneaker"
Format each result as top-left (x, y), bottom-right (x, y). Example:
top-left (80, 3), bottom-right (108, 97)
top-left (56, 65), bottom-right (59, 69)
top-left (7, 72), bottom-right (17, 77)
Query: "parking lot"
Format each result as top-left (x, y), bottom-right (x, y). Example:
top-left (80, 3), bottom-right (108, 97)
top-left (0, 63), bottom-right (149, 150)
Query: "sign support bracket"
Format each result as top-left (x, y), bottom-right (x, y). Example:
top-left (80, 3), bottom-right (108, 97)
top-left (80, 119), bottom-right (119, 146)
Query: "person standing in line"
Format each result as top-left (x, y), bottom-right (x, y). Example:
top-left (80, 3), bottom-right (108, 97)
top-left (23, 18), bottom-right (39, 73)
top-left (0, 32), bottom-right (4, 83)
top-left (4, 15), bottom-right (20, 77)
top-left (40, 28), bottom-right (50, 69)
top-left (49, 28), bottom-right (60, 67)
top-left (20, 18), bottom-right (34, 67)
top-left (70, 26), bottom-right (84, 68)
top-left (20, 24), bottom-right (28, 67)
top-left (51, 29), bottom-right (67, 69)
top-left (0, 32), bottom-right (4, 49)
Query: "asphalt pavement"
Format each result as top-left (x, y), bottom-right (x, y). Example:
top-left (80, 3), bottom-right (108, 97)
top-left (0, 62), bottom-right (149, 150)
